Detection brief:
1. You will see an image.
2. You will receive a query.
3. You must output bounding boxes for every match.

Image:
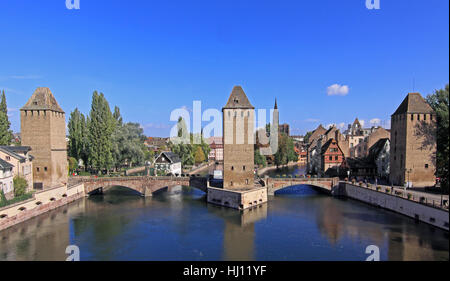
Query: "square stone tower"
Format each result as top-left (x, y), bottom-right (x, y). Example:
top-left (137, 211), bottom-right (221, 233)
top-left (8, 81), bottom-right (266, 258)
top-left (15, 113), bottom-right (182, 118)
top-left (222, 86), bottom-right (255, 190)
top-left (20, 87), bottom-right (68, 189)
top-left (390, 92), bottom-right (436, 187)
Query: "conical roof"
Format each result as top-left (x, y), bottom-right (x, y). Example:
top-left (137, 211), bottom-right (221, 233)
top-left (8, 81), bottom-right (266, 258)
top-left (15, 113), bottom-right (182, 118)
top-left (393, 92), bottom-right (434, 115)
top-left (223, 86), bottom-right (254, 110)
top-left (21, 87), bottom-right (64, 113)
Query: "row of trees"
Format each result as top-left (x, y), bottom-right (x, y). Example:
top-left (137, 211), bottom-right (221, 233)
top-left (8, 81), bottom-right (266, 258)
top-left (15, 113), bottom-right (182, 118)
top-left (425, 84), bottom-right (449, 192)
top-left (68, 91), bottom-right (149, 174)
top-left (0, 90), bottom-right (13, 145)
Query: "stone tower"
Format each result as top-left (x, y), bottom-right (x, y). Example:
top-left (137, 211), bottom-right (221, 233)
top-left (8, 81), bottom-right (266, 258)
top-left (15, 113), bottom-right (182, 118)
top-left (20, 87), bottom-right (68, 189)
top-left (273, 98), bottom-right (279, 130)
top-left (389, 92), bottom-right (436, 187)
top-left (222, 86), bottom-right (255, 189)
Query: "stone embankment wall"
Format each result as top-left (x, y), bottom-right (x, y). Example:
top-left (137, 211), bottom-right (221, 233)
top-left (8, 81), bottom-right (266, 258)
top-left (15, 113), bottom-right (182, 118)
top-left (0, 183), bottom-right (85, 231)
top-left (336, 182), bottom-right (449, 231)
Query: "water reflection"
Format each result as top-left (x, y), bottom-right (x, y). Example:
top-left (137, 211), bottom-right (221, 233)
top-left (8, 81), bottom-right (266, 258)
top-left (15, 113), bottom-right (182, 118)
top-left (0, 182), bottom-right (448, 261)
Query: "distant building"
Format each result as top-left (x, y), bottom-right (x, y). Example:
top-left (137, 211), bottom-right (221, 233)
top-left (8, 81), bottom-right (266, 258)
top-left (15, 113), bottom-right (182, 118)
top-left (222, 86), bottom-right (255, 189)
top-left (154, 151), bottom-right (182, 176)
top-left (0, 146), bottom-right (34, 192)
top-left (279, 123), bottom-right (290, 136)
top-left (390, 92), bottom-right (436, 187)
top-left (320, 138), bottom-right (345, 175)
top-left (209, 139), bottom-right (223, 161)
top-left (368, 138), bottom-right (390, 180)
top-left (20, 87), bottom-right (68, 189)
top-left (0, 159), bottom-right (14, 198)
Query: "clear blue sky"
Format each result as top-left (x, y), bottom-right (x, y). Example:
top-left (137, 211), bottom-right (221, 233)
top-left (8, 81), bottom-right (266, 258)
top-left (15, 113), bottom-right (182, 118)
top-left (1, 0), bottom-right (448, 136)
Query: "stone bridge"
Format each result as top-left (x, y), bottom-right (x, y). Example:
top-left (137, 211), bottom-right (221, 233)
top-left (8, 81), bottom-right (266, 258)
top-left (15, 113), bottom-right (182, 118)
top-left (265, 177), bottom-right (340, 195)
top-left (70, 176), bottom-right (207, 197)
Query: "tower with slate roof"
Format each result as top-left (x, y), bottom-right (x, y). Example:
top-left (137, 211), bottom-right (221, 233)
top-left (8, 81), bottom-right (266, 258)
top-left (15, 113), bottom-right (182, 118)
top-left (222, 86), bottom-right (255, 189)
top-left (20, 87), bottom-right (68, 189)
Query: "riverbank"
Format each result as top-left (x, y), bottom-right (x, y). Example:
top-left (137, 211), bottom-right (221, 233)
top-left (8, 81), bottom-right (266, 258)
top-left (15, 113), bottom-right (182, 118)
top-left (257, 162), bottom-right (300, 176)
top-left (0, 183), bottom-right (85, 231)
top-left (335, 182), bottom-right (449, 231)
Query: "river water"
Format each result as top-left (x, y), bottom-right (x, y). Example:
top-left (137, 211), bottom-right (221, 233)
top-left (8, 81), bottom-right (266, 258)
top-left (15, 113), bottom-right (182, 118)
top-left (0, 165), bottom-right (448, 261)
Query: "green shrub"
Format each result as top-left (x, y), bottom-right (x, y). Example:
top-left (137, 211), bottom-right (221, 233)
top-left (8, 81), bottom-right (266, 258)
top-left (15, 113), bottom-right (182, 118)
top-left (13, 176), bottom-right (28, 197)
top-left (0, 193), bottom-right (33, 208)
top-left (407, 193), bottom-right (412, 199)
top-left (385, 188), bottom-right (390, 193)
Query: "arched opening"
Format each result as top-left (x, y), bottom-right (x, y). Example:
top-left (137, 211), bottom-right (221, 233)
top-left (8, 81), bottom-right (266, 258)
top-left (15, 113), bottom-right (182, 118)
top-left (274, 184), bottom-right (320, 196)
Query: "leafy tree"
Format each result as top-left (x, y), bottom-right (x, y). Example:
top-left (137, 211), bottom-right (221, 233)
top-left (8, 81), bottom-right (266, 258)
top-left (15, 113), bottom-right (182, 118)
top-left (0, 90), bottom-right (13, 145)
top-left (274, 133), bottom-right (298, 168)
top-left (68, 157), bottom-right (78, 173)
top-left (112, 122), bottom-right (146, 169)
top-left (87, 91), bottom-right (115, 173)
top-left (113, 106), bottom-right (123, 126)
top-left (13, 176), bottom-right (28, 197)
top-left (426, 84), bottom-right (449, 192)
top-left (254, 148), bottom-right (267, 167)
top-left (303, 131), bottom-right (313, 144)
top-left (194, 145), bottom-right (206, 164)
top-left (68, 108), bottom-right (87, 161)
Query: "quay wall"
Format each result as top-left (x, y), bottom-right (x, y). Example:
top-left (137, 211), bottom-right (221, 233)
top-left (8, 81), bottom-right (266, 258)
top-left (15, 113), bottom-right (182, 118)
top-left (0, 183), bottom-right (85, 231)
top-left (336, 182), bottom-right (449, 231)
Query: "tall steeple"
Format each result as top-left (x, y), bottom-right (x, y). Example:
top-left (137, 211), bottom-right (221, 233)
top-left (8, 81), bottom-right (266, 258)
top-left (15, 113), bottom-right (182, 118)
top-left (274, 98), bottom-right (278, 109)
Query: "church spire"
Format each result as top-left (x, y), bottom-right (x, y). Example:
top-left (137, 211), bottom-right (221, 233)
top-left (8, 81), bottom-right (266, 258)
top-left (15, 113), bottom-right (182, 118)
top-left (274, 98), bottom-right (278, 109)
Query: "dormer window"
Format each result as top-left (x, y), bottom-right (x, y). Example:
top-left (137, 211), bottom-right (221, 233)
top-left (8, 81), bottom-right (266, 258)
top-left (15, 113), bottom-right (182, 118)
top-left (234, 98), bottom-right (239, 103)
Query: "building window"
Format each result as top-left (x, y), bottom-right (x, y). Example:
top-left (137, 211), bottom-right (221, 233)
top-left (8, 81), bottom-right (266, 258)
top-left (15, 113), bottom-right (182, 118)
top-left (246, 179), bottom-right (249, 185)
top-left (335, 156), bottom-right (338, 161)
top-left (418, 114), bottom-right (421, 121)
top-left (243, 165), bottom-right (246, 171)
top-left (424, 114), bottom-right (427, 121)
top-left (425, 164), bottom-right (429, 169)
top-left (231, 166), bottom-right (234, 171)
top-left (329, 156), bottom-right (332, 161)
top-left (411, 114), bottom-right (413, 121)
top-left (230, 181), bottom-right (233, 186)
top-left (37, 167), bottom-right (40, 172)
top-left (44, 167), bottom-right (48, 172)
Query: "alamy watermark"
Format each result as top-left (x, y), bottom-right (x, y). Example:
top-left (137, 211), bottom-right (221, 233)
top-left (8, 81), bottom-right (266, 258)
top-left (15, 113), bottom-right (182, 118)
top-left (66, 0), bottom-right (80, 10)
top-left (65, 245), bottom-right (80, 261)
top-left (169, 101), bottom-right (278, 155)
top-left (366, 0), bottom-right (380, 10)
top-left (365, 245), bottom-right (380, 261)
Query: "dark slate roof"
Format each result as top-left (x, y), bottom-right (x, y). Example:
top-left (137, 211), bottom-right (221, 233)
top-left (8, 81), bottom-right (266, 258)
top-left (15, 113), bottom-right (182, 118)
top-left (393, 92), bottom-right (434, 115)
top-left (0, 158), bottom-right (14, 170)
top-left (368, 138), bottom-right (389, 161)
top-left (21, 87), bottom-right (64, 113)
top-left (0, 145), bottom-right (31, 154)
top-left (0, 146), bottom-right (26, 162)
top-left (223, 86), bottom-right (254, 110)
top-left (161, 151), bottom-right (181, 163)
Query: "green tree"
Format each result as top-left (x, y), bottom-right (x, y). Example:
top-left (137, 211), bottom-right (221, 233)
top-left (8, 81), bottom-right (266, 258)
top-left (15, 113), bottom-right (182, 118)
top-left (426, 84), bottom-right (449, 192)
top-left (68, 108), bottom-right (86, 161)
top-left (274, 133), bottom-right (297, 168)
top-left (68, 157), bottom-right (78, 173)
top-left (194, 145), bottom-right (206, 164)
top-left (254, 147), bottom-right (267, 167)
top-left (0, 90), bottom-right (13, 145)
top-left (87, 91), bottom-right (115, 173)
top-left (112, 122), bottom-right (146, 169)
top-left (13, 176), bottom-right (28, 197)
